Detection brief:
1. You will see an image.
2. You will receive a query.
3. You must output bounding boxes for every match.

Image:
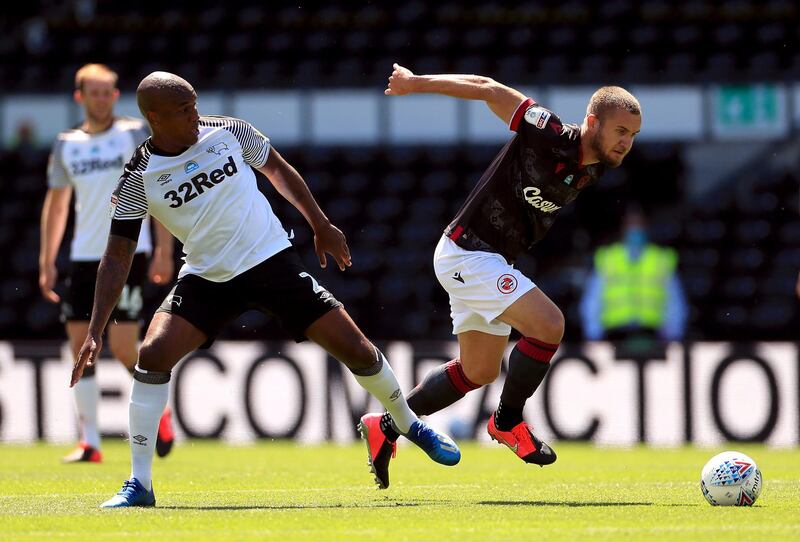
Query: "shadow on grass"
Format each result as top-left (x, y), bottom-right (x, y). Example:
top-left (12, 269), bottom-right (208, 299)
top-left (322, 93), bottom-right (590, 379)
top-left (159, 502), bottom-right (424, 511)
top-left (480, 500), bottom-right (653, 507)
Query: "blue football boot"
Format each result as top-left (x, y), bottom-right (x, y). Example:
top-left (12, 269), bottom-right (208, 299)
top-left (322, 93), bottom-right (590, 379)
top-left (100, 478), bottom-right (156, 508)
top-left (405, 420), bottom-right (461, 466)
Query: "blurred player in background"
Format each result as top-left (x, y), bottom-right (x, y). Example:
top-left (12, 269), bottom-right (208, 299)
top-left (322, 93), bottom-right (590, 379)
top-left (360, 64), bottom-right (641, 488)
top-left (39, 64), bottom-right (175, 463)
top-left (70, 72), bottom-right (460, 508)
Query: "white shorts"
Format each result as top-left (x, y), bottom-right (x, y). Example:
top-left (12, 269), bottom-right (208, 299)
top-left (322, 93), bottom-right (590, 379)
top-left (433, 236), bottom-right (536, 336)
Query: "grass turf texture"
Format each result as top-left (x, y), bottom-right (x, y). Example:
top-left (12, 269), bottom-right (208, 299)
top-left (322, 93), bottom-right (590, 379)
top-left (1, 441), bottom-right (798, 541)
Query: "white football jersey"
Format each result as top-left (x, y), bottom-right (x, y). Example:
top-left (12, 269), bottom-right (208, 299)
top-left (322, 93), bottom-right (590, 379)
top-left (47, 117), bottom-right (153, 261)
top-left (111, 115), bottom-right (291, 282)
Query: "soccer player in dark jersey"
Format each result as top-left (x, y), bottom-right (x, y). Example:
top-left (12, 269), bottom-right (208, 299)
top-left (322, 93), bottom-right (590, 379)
top-left (359, 64), bottom-right (641, 488)
top-left (68, 72), bottom-right (459, 508)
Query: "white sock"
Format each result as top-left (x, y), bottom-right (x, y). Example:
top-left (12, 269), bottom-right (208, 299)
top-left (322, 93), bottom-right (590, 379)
top-left (74, 376), bottom-right (101, 449)
top-left (351, 349), bottom-right (417, 433)
top-left (129, 378), bottom-right (169, 491)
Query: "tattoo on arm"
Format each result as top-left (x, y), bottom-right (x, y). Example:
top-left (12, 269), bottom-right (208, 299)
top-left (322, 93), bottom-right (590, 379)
top-left (88, 235), bottom-right (137, 335)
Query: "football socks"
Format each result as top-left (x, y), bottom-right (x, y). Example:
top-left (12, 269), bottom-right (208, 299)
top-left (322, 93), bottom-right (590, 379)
top-left (128, 366), bottom-right (171, 491)
top-left (495, 337), bottom-right (558, 430)
top-left (350, 348), bottom-right (416, 434)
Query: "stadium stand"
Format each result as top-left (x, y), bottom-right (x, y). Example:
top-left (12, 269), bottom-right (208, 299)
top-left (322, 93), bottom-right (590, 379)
top-left (2, 2), bottom-right (798, 342)
top-left (3, 0), bottom-right (799, 91)
top-left (1, 139), bottom-right (797, 342)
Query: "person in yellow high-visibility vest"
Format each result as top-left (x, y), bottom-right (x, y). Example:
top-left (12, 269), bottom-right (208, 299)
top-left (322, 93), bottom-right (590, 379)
top-left (580, 207), bottom-right (687, 342)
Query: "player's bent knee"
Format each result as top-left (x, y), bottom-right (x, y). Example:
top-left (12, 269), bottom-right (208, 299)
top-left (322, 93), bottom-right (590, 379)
top-left (520, 306), bottom-right (565, 343)
top-left (546, 308), bottom-right (566, 342)
top-left (461, 361), bottom-right (501, 386)
top-left (339, 341), bottom-right (377, 371)
top-left (136, 341), bottom-right (173, 373)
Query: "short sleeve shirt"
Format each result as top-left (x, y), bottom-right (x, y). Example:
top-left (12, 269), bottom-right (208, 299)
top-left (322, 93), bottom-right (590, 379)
top-left (111, 115), bottom-right (291, 282)
top-left (47, 117), bottom-right (152, 260)
top-left (448, 98), bottom-right (606, 262)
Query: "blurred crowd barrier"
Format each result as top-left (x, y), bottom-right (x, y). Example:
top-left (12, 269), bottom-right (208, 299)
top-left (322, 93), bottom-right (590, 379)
top-left (1, 340), bottom-right (797, 447)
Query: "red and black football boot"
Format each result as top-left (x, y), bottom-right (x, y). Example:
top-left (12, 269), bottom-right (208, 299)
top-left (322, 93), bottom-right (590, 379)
top-left (62, 442), bottom-right (102, 463)
top-left (156, 407), bottom-right (175, 458)
top-left (357, 413), bottom-right (397, 489)
top-left (487, 412), bottom-right (557, 466)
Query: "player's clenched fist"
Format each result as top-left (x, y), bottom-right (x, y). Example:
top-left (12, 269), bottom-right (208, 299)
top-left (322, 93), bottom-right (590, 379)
top-left (385, 63), bottom-right (416, 96)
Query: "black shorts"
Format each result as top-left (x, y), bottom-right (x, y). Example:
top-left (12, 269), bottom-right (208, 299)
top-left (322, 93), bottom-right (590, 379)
top-left (156, 247), bottom-right (342, 348)
top-left (62, 252), bottom-right (148, 323)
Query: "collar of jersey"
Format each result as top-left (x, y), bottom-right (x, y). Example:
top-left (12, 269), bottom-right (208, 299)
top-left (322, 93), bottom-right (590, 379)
top-left (146, 138), bottom-right (190, 157)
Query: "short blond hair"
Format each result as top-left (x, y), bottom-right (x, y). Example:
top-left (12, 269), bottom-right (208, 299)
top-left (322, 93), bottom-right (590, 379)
top-left (587, 86), bottom-right (640, 119)
top-left (75, 63), bottom-right (118, 91)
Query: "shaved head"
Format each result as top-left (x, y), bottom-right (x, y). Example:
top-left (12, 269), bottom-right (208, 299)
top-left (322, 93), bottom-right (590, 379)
top-left (136, 71), bottom-right (195, 116)
top-left (137, 71), bottom-right (200, 152)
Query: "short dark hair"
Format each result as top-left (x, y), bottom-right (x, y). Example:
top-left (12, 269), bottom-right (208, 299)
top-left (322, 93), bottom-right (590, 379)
top-left (587, 86), bottom-right (640, 119)
top-left (74, 64), bottom-right (118, 92)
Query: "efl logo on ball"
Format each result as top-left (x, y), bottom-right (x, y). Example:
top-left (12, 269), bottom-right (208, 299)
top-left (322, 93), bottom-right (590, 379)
top-left (700, 451), bottom-right (762, 506)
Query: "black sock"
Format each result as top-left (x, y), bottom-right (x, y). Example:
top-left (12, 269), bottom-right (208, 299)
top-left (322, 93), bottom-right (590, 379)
top-left (496, 337), bottom-right (558, 431)
top-left (494, 400), bottom-right (524, 431)
top-left (380, 358), bottom-right (480, 442)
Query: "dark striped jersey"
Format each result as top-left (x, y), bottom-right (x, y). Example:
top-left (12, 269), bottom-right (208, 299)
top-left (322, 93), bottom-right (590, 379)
top-left (447, 98), bottom-right (606, 262)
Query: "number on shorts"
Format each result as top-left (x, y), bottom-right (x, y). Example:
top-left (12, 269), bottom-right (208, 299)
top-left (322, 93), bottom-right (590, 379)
top-left (299, 272), bottom-right (325, 294)
top-left (117, 285), bottom-right (143, 315)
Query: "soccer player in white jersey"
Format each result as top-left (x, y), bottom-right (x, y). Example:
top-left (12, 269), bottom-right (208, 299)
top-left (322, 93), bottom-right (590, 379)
top-left (39, 64), bottom-right (176, 463)
top-left (68, 72), bottom-right (461, 508)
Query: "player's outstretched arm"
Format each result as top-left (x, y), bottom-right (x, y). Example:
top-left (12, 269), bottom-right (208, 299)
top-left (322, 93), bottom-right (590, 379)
top-left (258, 148), bottom-right (351, 271)
top-left (38, 186), bottom-right (72, 303)
top-left (384, 63), bottom-right (527, 124)
top-left (70, 234), bottom-right (136, 386)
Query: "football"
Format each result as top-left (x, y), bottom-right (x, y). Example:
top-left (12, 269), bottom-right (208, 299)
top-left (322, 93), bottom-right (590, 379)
top-left (700, 451), bottom-right (762, 506)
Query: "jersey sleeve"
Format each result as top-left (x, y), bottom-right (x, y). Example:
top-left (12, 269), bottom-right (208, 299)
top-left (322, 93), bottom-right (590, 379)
top-left (110, 147), bottom-right (150, 221)
top-left (511, 98), bottom-right (565, 149)
top-left (46, 137), bottom-right (71, 188)
top-left (225, 119), bottom-right (271, 169)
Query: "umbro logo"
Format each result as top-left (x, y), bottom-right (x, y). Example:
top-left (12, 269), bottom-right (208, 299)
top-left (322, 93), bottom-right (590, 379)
top-left (157, 173), bottom-right (172, 186)
top-left (452, 271), bottom-right (465, 284)
top-left (165, 294), bottom-right (182, 307)
top-left (389, 388), bottom-right (401, 401)
top-left (132, 434), bottom-right (148, 446)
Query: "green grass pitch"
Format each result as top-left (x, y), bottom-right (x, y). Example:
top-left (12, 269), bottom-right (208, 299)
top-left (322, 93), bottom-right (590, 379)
top-left (1, 441), bottom-right (798, 541)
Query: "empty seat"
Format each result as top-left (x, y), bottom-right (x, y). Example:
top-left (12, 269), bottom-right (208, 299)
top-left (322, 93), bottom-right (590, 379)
top-left (720, 276), bottom-right (758, 299)
top-left (367, 197), bottom-right (405, 222)
top-left (682, 248), bottom-right (720, 268)
top-left (326, 198), bottom-right (360, 223)
top-left (735, 220), bottom-right (771, 244)
top-left (685, 219), bottom-right (726, 244)
top-left (750, 299), bottom-right (796, 329)
top-left (779, 221), bottom-right (800, 245)
top-left (727, 248), bottom-right (765, 272)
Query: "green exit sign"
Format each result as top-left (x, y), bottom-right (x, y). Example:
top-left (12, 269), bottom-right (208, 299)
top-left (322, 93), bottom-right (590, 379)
top-left (712, 85), bottom-right (788, 138)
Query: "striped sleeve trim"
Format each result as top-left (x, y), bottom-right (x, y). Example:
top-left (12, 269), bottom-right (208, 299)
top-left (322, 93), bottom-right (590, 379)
top-left (509, 98), bottom-right (535, 132)
top-left (201, 116), bottom-right (271, 168)
top-left (111, 144), bottom-right (151, 220)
